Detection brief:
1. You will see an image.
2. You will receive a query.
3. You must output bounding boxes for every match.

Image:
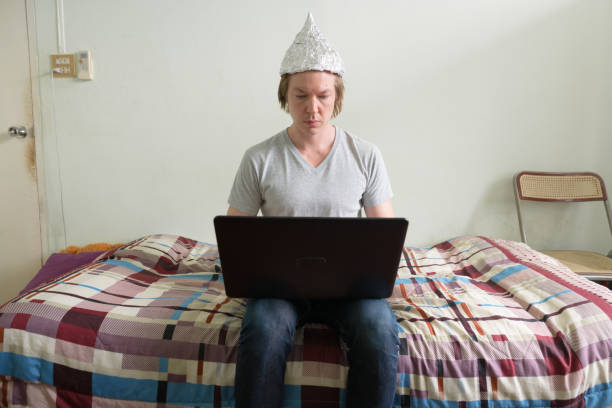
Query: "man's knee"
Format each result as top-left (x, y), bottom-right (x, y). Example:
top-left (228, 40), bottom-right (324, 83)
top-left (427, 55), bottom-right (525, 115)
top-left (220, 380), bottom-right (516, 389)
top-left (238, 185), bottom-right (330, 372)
top-left (344, 299), bottom-right (399, 351)
top-left (240, 298), bottom-right (299, 346)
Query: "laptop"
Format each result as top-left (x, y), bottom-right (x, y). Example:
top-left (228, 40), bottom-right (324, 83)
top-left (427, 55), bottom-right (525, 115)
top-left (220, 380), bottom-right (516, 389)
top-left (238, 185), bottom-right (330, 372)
top-left (213, 216), bottom-right (408, 299)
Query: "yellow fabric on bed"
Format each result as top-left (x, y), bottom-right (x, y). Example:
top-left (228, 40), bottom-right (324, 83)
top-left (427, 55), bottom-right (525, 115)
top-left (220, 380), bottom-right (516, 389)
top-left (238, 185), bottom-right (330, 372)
top-left (60, 242), bottom-right (123, 254)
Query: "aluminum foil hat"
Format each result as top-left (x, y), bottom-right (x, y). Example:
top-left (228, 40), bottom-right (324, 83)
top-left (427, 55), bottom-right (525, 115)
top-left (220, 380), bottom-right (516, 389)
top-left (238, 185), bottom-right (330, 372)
top-left (279, 13), bottom-right (344, 77)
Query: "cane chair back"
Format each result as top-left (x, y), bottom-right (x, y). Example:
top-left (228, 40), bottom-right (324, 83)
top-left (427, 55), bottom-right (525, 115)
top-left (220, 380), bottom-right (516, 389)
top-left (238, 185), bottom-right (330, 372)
top-left (513, 171), bottom-right (612, 280)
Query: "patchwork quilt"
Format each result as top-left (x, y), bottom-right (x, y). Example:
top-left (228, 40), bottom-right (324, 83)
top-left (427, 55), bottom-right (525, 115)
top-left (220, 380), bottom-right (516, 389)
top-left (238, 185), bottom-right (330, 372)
top-left (0, 234), bottom-right (611, 407)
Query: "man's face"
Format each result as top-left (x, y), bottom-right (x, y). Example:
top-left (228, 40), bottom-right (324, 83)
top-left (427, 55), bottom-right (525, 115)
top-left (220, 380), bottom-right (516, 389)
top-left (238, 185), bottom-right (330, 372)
top-left (287, 70), bottom-right (336, 133)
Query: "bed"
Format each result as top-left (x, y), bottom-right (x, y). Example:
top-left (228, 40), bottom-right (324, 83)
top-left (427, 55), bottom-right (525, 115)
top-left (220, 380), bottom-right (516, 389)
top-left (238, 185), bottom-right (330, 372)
top-left (1, 233), bottom-right (611, 407)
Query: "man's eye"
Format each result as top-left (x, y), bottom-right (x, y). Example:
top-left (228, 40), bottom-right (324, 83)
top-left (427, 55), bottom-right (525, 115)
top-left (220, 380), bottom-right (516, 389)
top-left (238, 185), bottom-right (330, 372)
top-left (296, 95), bottom-right (306, 98)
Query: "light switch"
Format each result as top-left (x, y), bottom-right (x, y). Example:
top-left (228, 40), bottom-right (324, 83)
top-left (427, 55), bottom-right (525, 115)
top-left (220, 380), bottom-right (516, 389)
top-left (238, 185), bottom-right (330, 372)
top-left (51, 53), bottom-right (76, 77)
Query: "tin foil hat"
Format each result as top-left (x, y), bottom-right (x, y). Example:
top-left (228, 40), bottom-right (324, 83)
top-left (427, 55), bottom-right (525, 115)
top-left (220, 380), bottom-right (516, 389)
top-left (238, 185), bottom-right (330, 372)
top-left (279, 13), bottom-right (344, 77)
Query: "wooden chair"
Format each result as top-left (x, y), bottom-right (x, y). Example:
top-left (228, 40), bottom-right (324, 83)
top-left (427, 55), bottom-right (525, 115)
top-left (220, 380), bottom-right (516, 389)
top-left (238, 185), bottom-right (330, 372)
top-left (513, 171), bottom-right (612, 281)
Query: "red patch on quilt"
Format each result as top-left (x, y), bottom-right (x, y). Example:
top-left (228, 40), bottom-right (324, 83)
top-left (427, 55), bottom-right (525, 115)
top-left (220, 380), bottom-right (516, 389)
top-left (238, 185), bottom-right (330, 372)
top-left (302, 327), bottom-right (342, 364)
top-left (130, 270), bottom-right (162, 284)
top-left (54, 363), bottom-right (92, 390)
top-left (1, 375), bottom-right (8, 408)
top-left (491, 334), bottom-right (508, 341)
top-left (54, 364), bottom-right (93, 407)
top-left (56, 389), bottom-right (92, 408)
top-left (56, 307), bottom-right (107, 347)
top-left (10, 314), bottom-right (30, 330)
top-left (153, 256), bottom-right (179, 274)
top-left (177, 236), bottom-right (197, 249)
top-left (498, 359), bottom-right (517, 377)
top-left (301, 385), bottom-right (340, 407)
top-left (537, 333), bottom-right (583, 375)
top-left (434, 241), bottom-right (454, 251)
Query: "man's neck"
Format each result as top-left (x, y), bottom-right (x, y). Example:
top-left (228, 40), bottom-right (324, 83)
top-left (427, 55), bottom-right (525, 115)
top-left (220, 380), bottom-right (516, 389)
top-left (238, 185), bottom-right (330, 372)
top-left (287, 124), bottom-right (335, 152)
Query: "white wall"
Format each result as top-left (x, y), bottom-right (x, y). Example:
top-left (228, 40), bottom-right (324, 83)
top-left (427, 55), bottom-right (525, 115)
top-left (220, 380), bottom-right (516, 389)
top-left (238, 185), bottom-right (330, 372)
top-left (33, 0), bottom-right (612, 256)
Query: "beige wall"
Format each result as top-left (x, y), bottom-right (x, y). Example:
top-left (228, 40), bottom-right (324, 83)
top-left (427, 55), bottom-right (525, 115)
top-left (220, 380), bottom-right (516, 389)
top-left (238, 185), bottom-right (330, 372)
top-left (33, 0), bottom-right (612, 255)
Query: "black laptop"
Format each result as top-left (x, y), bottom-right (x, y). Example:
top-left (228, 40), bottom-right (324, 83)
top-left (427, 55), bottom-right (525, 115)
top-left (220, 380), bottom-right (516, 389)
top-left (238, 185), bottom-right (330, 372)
top-left (213, 216), bottom-right (408, 299)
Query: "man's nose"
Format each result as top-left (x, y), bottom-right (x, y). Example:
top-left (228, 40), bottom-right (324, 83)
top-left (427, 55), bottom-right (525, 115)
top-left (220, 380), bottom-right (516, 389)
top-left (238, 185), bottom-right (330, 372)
top-left (306, 96), bottom-right (318, 113)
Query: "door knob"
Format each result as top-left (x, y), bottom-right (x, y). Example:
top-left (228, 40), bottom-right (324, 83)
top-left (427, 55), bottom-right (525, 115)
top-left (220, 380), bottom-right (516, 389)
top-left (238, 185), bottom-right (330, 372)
top-left (8, 126), bottom-right (27, 138)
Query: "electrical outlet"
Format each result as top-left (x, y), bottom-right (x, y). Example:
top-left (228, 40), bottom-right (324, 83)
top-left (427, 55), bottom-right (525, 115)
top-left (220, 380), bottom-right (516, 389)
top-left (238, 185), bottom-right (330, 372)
top-left (51, 53), bottom-right (76, 78)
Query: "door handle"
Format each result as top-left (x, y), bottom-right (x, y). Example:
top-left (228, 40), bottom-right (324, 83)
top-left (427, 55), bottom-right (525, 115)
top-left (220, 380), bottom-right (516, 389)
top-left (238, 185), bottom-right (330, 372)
top-left (8, 126), bottom-right (27, 138)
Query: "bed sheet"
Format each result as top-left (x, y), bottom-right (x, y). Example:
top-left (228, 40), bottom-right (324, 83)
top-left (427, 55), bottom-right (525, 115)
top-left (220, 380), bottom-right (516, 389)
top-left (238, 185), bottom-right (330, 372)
top-left (1, 234), bottom-right (611, 407)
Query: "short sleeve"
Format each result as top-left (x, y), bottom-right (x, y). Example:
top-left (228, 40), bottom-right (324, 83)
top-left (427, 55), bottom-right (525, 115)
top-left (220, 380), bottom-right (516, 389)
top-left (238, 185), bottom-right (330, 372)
top-left (227, 152), bottom-right (262, 215)
top-left (362, 145), bottom-right (393, 207)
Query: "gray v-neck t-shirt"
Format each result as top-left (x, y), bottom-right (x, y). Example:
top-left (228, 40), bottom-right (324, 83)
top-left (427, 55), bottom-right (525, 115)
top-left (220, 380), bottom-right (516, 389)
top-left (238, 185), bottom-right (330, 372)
top-left (228, 127), bottom-right (392, 217)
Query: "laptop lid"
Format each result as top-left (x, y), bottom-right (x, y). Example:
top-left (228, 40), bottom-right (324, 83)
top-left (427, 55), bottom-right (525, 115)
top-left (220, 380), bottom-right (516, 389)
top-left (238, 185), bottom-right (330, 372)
top-left (214, 216), bottom-right (408, 300)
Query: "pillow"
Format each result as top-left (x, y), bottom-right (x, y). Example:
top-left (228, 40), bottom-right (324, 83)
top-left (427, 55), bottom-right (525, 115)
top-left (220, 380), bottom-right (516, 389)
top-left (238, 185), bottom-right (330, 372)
top-left (101, 234), bottom-right (218, 274)
top-left (20, 251), bottom-right (104, 295)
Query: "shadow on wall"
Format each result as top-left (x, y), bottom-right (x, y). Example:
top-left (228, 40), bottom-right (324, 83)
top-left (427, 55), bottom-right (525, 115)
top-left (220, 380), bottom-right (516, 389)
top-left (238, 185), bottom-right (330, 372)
top-left (462, 175), bottom-right (519, 242)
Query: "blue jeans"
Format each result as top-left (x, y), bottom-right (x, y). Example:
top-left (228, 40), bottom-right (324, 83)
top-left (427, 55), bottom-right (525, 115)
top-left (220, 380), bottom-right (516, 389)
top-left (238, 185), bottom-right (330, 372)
top-left (234, 298), bottom-right (399, 408)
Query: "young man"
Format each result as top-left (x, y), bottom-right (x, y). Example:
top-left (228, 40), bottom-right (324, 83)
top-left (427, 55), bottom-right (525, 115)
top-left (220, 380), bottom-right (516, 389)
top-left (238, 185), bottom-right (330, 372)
top-left (227, 13), bottom-right (399, 408)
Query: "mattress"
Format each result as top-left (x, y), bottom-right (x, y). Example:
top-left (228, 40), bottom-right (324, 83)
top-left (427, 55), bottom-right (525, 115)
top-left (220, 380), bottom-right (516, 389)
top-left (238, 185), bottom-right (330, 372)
top-left (1, 234), bottom-right (611, 407)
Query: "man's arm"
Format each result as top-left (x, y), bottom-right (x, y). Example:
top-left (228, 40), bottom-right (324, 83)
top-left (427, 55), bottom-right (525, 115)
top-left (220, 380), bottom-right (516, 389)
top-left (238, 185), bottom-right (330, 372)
top-left (227, 206), bottom-right (256, 216)
top-left (364, 200), bottom-right (395, 218)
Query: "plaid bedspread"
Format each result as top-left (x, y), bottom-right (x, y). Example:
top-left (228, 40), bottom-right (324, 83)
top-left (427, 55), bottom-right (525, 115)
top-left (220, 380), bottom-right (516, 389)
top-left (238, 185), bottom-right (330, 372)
top-left (1, 234), bottom-right (611, 407)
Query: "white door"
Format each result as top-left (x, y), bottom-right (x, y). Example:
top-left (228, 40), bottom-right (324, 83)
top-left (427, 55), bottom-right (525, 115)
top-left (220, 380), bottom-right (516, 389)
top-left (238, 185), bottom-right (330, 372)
top-left (0, 0), bottom-right (43, 303)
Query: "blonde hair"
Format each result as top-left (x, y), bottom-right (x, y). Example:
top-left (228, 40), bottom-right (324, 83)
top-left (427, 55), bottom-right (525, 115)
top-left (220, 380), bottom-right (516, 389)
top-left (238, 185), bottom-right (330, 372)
top-left (277, 72), bottom-right (344, 118)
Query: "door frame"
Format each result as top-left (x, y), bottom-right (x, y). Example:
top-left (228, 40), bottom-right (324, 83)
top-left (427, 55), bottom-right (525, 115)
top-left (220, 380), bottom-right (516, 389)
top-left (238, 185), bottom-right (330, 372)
top-left (25, 0), bottom-right (48, 259)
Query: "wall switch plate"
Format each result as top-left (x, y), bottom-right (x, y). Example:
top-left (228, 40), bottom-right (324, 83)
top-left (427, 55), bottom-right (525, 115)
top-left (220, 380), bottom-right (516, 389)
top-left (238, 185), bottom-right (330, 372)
top-left (77, 50), bottom-right (94, 80)
top-left (51, 53), bottom-right (76, 77)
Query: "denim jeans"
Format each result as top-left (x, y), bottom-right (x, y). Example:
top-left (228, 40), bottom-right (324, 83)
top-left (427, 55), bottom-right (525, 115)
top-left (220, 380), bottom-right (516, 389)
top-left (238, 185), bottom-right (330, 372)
top-left (234, 298), bottom-right (399, 408)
